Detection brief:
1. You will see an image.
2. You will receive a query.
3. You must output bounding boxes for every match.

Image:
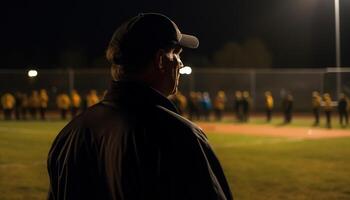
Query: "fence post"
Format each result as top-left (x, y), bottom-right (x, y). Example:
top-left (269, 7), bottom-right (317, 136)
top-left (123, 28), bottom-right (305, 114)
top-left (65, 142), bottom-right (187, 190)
top-left (250, 70), bottom-right (256, 108)
top-left (320, 71), bottom-right (324, 95)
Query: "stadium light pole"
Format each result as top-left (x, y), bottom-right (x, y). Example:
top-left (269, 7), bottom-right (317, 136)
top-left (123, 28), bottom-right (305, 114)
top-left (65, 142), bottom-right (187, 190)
top-left (334, 0), bottom-right (341, 98)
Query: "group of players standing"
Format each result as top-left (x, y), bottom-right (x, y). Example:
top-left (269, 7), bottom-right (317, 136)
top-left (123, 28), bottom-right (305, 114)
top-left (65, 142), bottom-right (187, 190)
top-left (1, 89), bottom-right (102, 120)
top-left (170, 90), bottom-right (349, 128)
top-left (311, 91), bottom-right (349, 128)
top-left (2, 88), bottom-right (349, 128)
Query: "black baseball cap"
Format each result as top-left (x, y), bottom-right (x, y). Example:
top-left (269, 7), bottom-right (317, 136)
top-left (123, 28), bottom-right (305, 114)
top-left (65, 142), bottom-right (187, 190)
top-left (107, 13), bottom-right (199, 65)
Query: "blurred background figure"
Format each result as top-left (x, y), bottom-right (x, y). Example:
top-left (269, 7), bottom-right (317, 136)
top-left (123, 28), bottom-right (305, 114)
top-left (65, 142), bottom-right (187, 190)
top-left (213, 90), bottom-right (226, 121)
top-left (178, 91), bottom-right (188, 116)
top-left (56, 92), bottom-right (71, 120)
top-left (312, 91), bottom-right (322, 126)
top-left (168, 91), bottom-right (187, 115)
top-left (338, 93), bottom-right (349, 127)
top-left (323, 93), bottom-right (333, 129)
top-left (176, 91), bottom-right (187, 115)
top-left (187, 91), bottom-right (200, 121)
top-left (201, 92), bottom-right (212, 121)
top-left (242, 91), bottom-right (251, 122)
top-left (264, 91), bottom-right (274, 122)
top-left (282, 93), bottom-right (293, 124)
top-left (21, 93), bottom-right (29, 120)
top-left (196, 92), bottom-right (203, 120)
top-left (39, 89), bottom-right (49, 120)
top-left (14, 92), bottom-right (23, 120)
top-left (1, 92), bottom-right (15, 120)
top-left (86, 89), bottom-right (99, 108)
top-left (29, 90), bottom-right (40, 120)
top-left (234, 91), bottom-right (243, 122)
top-left (71, 89), bottom-right (81, 118)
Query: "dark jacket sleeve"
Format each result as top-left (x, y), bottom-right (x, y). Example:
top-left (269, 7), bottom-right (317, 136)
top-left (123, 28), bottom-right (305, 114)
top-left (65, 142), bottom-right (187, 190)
top-left (150, 106), bottom-right (233, 200)
top-left (47, 126), bottom-right (110, 200)
top-left (174, 128), bottom-right (233, 200)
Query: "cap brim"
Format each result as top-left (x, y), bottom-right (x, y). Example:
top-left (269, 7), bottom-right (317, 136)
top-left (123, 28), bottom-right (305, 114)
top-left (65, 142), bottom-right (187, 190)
top-left (179, 34), bottom-right (199, 49)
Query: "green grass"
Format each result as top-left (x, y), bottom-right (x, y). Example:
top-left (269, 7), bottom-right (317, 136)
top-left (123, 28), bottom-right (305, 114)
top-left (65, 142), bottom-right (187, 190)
top-left (1, 121), bottom-right (350, 199)
top-left (208, 133), bottom-right (350, 200)
top-left (0, 121), bottom-right (67, 200)
top-left (220, 115), bottom-right (350, 130)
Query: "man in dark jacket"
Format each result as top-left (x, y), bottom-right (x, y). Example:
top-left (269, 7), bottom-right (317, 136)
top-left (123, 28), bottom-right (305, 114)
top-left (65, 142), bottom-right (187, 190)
top-left (47, 13), bottom-right (233, 200)
top-left (282, 93), bottom-right (293, 124)
top-left (338, 93), bottom-right (349, 127)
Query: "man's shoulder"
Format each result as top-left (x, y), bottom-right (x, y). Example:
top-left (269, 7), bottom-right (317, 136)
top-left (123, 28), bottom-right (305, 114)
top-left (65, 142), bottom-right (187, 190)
top-left (154, 105), bottom-right (194, 126)
top-left (153, 105), bottom-right (207, 141)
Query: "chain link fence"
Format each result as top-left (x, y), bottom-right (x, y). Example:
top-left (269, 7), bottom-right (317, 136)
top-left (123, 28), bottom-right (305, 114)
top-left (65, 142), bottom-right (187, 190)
top-left (1, 68), bottom-right (349, 112)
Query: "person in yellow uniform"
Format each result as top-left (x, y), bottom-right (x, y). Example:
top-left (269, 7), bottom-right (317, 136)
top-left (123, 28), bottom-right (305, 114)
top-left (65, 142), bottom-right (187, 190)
top-left (57, 93), bottom-right (71, 120)
top-left (70, 89), bottom-right (81, 118)
top-left (177, 91), bottom-right (187, 115)
top-left (29, 90), bottom-right (40, 120)
top-left (312, 91), bottom-right (321, 126)
top-left (323, 93), bottom-right (333, 128)
top-left (264, 91), bottom-right (274, 122)
top-left (86, 89), bottom-right (99, 107)
top-left (169, 91), bottom-right (187, 115)
top-left (1, 92), bottom-right (16, 120)
top-left (213, 90), bottom-right (226, 121)
top-left (39, 89), bottom-right (49, 120)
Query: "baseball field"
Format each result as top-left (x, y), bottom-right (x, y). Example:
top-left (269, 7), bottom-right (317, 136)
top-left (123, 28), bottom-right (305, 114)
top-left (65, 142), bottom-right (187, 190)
top-left (1, 116), bottom-right (350, 200)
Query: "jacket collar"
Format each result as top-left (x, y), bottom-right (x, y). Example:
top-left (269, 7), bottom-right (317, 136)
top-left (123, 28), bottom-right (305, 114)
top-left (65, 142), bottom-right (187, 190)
top-left (103, 80), bottom-right (178, 113)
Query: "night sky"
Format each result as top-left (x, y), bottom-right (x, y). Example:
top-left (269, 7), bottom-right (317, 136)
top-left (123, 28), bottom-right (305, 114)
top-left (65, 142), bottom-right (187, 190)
top-left (1, 0), bottom-right (350, 69)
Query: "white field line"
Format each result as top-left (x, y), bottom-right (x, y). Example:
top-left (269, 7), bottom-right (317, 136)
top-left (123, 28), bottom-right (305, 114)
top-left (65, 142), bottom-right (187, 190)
top-left (212, 138), bottom-right (305, 148)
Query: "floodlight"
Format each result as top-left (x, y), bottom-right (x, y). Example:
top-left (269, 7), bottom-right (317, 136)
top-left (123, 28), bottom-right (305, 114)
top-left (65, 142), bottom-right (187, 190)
top-left (28, 69), bottom-right (38, 78)
top-left (179, 66), bottom-right (192, 75)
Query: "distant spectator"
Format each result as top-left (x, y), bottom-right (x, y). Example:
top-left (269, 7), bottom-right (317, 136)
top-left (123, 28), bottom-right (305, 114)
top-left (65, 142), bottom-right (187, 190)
top-left (21, 93), bottom-right (29, 120)
top-left (176, 91), bottom-right (187, 115)
top-left (1, 92), bottom-right (16, 120)
top-left (57, 93), bottom-right (71, 120)
top-left (338, 93), bottom-right (349, 127)
top-left (39, 89), bottom-right (49, 120)
top-left (29, 90), bottom-right (40, 120)
top-left (71, 89), bottom-right (81, 118)
top-left (201, 92), bottom-right (212, 121)
top-left (282, 93), bottom-right (293, 124)
top-left (213, 90), bottom-right (226, 121)
top-left (242, 91), bottom-right (252, 122)
top-left (196, 92), bottom-right (203, 119)
top-left (234, 91), bottom-right (243, 121)
top-left (86, 90), bottom-right (99, 107)
top-left (323, 93), bottom-right (333, 128)
top-left (14, 92), bottom-right (23, 120)
top-left (169, 91), bottom-right (187, 115)
top-left (187, 91), bottom-right (200, 121)
top-left (264, 91), bottom-right (274, 122)
top-left (312, 91), bottom-right (321, 126)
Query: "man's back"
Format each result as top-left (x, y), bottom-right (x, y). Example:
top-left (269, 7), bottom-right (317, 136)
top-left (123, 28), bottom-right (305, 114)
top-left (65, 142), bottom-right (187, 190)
top-left (47, 81), bottom-right (233, 200)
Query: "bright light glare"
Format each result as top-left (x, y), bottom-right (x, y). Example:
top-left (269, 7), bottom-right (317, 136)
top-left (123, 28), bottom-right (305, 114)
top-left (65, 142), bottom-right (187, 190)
top-left (179, 66), bottom-right (192, 75)
top-left (28, 70), bottom-right (38, 78)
